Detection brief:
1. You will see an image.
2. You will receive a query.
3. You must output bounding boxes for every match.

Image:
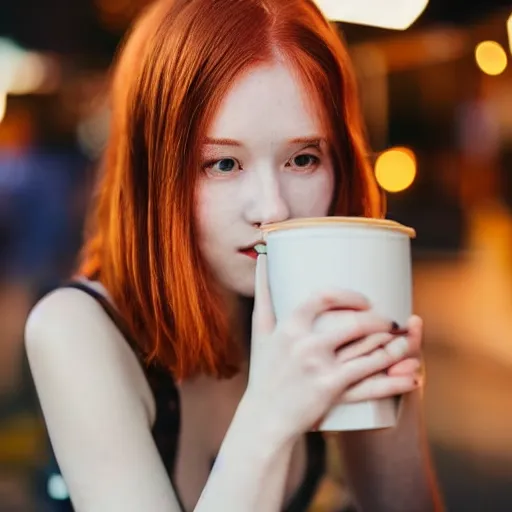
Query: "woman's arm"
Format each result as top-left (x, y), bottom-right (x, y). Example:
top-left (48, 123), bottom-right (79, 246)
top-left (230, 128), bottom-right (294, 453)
top-left (26, 289), bottom-right (295, 512)
top-left (336, 389), bottom-right (444, 512)
top-left (27, 271), bottom-right (431, 512)
top-left (195, 395), bottom-right (295, 511)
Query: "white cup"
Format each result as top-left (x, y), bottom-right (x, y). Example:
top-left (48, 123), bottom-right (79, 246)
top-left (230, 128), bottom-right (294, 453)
top-left (261, 216), bottom-right (416, 431)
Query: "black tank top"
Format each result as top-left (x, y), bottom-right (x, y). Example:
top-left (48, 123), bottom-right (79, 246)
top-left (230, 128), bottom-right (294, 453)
top-left (38, 281), bottom-right (343, 512)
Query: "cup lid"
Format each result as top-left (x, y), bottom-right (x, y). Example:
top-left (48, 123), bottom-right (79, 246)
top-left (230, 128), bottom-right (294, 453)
top-left (260, 216), bottom-right (416, 238)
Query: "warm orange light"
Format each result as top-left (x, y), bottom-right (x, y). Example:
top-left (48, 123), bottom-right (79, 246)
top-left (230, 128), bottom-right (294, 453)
top-left (375, 147), bottom-right (416, 193)
top-left (475, 41), bottom-right (508, 76)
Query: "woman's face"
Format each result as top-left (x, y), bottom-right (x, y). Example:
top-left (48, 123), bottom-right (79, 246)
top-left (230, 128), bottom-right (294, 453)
top-left (196, 61), bottom-right (335, 297)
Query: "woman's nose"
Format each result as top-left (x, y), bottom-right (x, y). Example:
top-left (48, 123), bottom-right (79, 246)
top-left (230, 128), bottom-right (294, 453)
top-left (244, 172), bottom-right (290, 227)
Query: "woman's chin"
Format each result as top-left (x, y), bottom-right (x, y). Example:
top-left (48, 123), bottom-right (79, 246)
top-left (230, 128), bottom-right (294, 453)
top-left (225, 275), bottom-right (256, 299)
top-left (236, 282), bottom-right (256, 298)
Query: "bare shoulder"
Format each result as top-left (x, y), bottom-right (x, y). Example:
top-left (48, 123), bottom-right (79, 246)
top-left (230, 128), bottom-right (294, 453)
top-left (24, 287), bottom-right (180, 511)
top-left (26, 286), bottom-right (120, 344)
top-left (25, 286), bottom-right (156, 425)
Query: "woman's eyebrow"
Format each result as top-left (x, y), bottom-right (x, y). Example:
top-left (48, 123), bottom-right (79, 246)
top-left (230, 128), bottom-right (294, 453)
top-left (203, 137), bottom-right (243, 147)
top-left (202, 136), bottom-right (325, 148)
top-left (288, 137), bottom-right (324, 146)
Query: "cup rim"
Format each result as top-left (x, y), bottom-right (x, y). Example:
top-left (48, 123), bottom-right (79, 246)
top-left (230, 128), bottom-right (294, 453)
top-left (260, 216), bottom-right (416, 239)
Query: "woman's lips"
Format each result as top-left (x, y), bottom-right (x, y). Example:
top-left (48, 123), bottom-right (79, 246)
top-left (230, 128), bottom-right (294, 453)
top-left (239, 248), bottom-right (259, 259)
top-left (239, 242), bottom-right (266, 260)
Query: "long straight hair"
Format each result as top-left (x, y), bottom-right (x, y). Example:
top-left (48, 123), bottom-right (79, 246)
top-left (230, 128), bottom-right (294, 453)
top-left (79, 0), bottom-right (384, 381)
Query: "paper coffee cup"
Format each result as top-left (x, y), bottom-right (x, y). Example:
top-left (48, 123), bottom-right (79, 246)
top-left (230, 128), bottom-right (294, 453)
top-left (260, 216), bottom-right (416, 432)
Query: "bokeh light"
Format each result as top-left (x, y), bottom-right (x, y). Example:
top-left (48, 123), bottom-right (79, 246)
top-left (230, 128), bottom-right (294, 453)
top-left (0, 38), bottom-right (60, 95)
top-left (375, 147), bottom-right (417, 193)
top-left (475, 40), bottom-right (508, 76)
top-left (314, 0), bottom-right (429, 30)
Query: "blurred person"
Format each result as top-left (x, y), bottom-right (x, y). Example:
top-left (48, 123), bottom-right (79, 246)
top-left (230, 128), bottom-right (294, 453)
top-left (0, 149), bottom-right (87, 413)
top-left (24, 1), bottom-right (443, 511)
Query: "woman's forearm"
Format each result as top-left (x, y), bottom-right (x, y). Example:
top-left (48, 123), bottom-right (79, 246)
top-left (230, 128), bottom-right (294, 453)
top-left (336, 389), bottom-right (444, 512)
top-left (195, 395), bottom-right (295, 512)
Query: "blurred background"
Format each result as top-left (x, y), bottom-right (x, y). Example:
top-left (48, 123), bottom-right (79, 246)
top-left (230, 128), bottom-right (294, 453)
top-left (0, 0), bottom-right (511, 510)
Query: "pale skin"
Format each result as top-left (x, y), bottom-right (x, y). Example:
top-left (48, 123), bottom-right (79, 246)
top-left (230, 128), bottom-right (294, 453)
top-left (25, 59), bottom-right (443, 511)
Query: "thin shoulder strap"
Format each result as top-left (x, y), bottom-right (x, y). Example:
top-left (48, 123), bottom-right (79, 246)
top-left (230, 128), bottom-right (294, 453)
top-left (61, 280), bottom-right (184, 506)
top-left (62, 281), bottom-right (142, 358)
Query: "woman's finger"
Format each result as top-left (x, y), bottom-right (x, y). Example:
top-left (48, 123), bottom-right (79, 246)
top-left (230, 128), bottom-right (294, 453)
top-left (334, 334), bottom-right (413, 389)
top-left (252, 255), bottom-right (276, 338)
top-left (406, 314), bottom-right (423, 355)
top-left (339, 373), bottom-right (418, 403)
top-left (336, 331), bottom-right (395, 362)
top-left (387, 357), bottom-right (421, 376)
top-left (305, 312), bottom-right (398, 353)
top-left (285, 289), bottom-right (370, 334)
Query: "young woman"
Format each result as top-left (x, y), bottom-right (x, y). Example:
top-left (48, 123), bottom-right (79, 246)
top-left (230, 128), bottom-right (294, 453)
top-left (25, 0), bottom-right (443, 510)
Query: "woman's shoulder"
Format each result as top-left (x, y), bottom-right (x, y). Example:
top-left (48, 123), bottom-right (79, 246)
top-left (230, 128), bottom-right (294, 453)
top-left (27, 283), bottom-right (112, 330)
top-left (25, 284), bottom-right (156, 425)
top-left (24, 286), bottom-right (184, 511)
top-left (26, 283), bottom-right (126, 360)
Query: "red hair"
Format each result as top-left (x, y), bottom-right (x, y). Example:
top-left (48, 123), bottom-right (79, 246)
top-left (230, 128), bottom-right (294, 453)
top-left (78, 0), bottom-right (384, 381)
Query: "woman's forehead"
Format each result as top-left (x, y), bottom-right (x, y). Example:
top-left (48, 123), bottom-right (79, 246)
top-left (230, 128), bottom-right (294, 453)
top-left (206, 61), bottom-right (326, 144)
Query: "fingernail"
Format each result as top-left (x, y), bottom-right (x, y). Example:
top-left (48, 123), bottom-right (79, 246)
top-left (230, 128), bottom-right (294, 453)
top-left (387, 337), bottom-right (409, 358)
top-left (389, 321), bottom-right (409, 336)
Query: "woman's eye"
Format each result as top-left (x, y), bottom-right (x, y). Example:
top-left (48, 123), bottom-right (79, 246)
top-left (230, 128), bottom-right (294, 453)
top-left (204, 158), bottom-right (240, 175)
top-left (290, 154), bottom-right (320, 170)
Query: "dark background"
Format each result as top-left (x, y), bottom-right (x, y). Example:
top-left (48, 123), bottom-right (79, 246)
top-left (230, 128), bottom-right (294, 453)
top-left (2, 0), bottom-right (512, 57)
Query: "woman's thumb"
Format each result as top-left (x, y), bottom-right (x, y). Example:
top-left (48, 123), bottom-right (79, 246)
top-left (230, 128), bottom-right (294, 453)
top-left (252, 254), bottom-right (276, 337)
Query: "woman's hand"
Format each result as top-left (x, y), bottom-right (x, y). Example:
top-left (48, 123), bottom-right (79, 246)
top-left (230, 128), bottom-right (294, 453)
top-left (245, 254), bottom-right (421, 443)
top-left (336, 315), bottom-right (424, 403)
